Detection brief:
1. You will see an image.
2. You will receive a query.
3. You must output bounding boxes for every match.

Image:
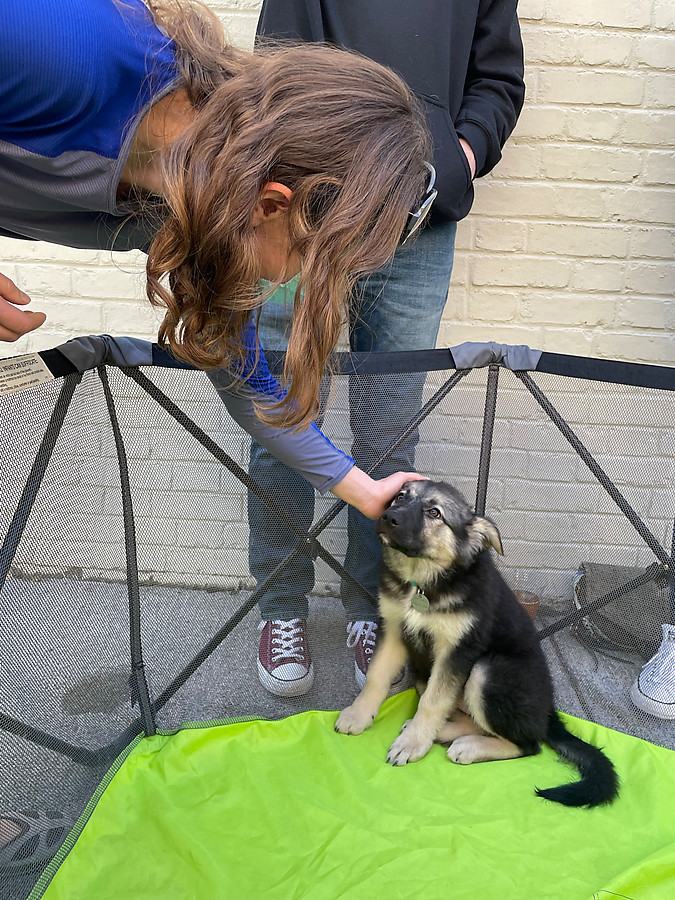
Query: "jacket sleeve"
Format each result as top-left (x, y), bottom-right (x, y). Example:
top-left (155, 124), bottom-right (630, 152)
top-left (206, 319), bottom-right (355, 494)
top-left (454, 0), bottom-right (525, 179)
top-left (256, 0), bottom-right (316, 38)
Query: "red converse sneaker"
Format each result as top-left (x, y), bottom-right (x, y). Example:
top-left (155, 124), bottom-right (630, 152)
top-left (257, 619), bottom-right (314, 698)
top-left (347, 620), bottom-right (405, 690)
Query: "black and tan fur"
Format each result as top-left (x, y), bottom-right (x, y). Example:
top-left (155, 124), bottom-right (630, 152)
top-left (335, 480), bottom-right (619, 807)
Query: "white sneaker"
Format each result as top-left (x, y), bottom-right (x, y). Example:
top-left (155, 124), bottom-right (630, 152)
top-left (257, 619), bottom-right (314, 698)
top-left (630, 624), bottom-right (675, 720)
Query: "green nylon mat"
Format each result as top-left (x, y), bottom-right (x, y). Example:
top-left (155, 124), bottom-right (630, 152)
top-left (35, 691), bottom-right (675, 900)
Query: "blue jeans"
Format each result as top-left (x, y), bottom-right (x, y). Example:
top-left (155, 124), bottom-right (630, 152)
top-left (248, 221), bottom-right (457, 620)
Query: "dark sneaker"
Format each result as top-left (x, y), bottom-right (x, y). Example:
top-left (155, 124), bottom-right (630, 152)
top-left (257, 619), bottom-right (314, 698)
top-left (347, 620), bottom-right (405, 690)
top-left (0, 809), bottom-right (70, 871)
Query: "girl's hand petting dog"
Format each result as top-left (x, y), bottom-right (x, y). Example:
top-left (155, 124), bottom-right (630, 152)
top-left (331, 468), bottom-right (429, 520)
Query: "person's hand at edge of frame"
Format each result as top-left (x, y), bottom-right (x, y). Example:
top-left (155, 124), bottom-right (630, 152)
top-left (0, 273), bottom-right (46, 342)
top-left (331, 467), bottom-right (429, 520)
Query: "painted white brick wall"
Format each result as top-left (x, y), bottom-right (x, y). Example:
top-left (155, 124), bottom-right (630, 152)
top-left (1, 3), bottom-right (673, 604)
top-left (443, 0), bottom-right (675, 362)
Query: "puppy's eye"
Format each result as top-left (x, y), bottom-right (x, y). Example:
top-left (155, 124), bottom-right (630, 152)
top-left (427, 507), bottom-right (442, 518)
top-left (396, 491), bottom-right (407, 501)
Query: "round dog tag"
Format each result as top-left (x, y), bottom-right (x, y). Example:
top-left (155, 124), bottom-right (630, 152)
top-left (411, 591), bottom-right (430, 613)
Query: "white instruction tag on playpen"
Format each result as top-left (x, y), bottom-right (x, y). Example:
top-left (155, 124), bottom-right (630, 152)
top-left (0, 353), bottom-right (54, 395)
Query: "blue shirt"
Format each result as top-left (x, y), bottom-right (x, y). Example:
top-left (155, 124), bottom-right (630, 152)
top-left (0, 0), bottom-right (178, 248)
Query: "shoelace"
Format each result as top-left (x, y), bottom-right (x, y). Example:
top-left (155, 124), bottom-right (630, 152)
top-left (641, 638), bottom-right (675, 683)
top-left (346, 620), bottom-right (378, 656)
top-left (263, 619), bottom-right (307, 663)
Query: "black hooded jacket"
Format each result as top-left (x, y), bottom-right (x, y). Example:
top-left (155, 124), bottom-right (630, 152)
top-left (257, 0), bottom-right (525, 222)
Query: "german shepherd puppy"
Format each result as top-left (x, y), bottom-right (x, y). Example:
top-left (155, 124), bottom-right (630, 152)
top-left (335, 480), bottom-right (619, 807)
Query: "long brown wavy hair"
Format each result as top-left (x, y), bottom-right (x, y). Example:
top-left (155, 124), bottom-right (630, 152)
top-left (142, 0), bottom-right (431, 429)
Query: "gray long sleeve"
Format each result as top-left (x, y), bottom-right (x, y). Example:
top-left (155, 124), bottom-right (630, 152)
top-left (206, 368), bottom-right (355, 494)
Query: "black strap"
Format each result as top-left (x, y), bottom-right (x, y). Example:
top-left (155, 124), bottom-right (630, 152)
top-left (38, 341), bottom-right (675, 391)
top-left (151, 344), bottom-right (195, 370)
top-left (267, 347), bottom-right (457, 376)
top-left (38, 348), bottom-right (77, 378)
top-left (536, 351), bottom-right (675, 392)
top-left (147, 344), bottom-right (458, 376)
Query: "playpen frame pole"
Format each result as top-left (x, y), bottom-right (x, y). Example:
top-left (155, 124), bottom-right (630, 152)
top-left (537, 562), bottom-right (668, 641)
top-left (670, 519), bottom-right (675, 623)
top-left (0, 373), bottom-right (82, 591)
top-left (99, 368), bottom-right (156, 738)
top-left (126, 364), bottom-right (467, 604)
top-left (515, 371), bottom-right (670, 567)
top-left (0, 710), bottom-right (100, 767)
top-left (475, 364), bottom-right (500, 517)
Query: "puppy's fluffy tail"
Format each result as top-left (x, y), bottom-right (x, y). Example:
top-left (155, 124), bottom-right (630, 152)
top-left (536, 711), bottom-right (619, 808)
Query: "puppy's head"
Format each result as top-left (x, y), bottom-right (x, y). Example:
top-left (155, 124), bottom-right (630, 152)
top-left (377, 480), bottom-right (503, 573)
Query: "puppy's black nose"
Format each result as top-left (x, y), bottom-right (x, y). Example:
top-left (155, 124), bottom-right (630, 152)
top-left (380, 512), bottom-right (398, 526)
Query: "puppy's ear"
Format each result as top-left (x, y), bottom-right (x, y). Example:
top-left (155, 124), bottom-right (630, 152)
top-left (467, 517), bottom-right (504, 556)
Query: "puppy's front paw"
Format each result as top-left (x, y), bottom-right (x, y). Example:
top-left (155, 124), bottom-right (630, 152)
top-left (387, 730), bottom-right (433, 766)
top-left (335, 704), bottom-right (375, 735)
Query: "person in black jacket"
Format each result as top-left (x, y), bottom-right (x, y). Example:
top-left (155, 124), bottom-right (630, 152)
top-left (250, 0), bottom-right (525, 698)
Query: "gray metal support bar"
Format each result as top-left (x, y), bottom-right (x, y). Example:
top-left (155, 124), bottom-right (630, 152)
top-left (99, 367), bottom-right (156, 738)
top-left (0, 373), bottom-right (81, 590)
top-left (475, 365), bottom-right (500, 517)
top-left (516, 370), bottom-right (670, 566)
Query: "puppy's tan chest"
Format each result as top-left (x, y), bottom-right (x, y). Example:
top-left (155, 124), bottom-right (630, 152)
top-left (403, 609), bottom-right (474, 650)
top-left (401, 604), bottom-right (476, 658)
top-left (380, 590), bottom-right (475, 655)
